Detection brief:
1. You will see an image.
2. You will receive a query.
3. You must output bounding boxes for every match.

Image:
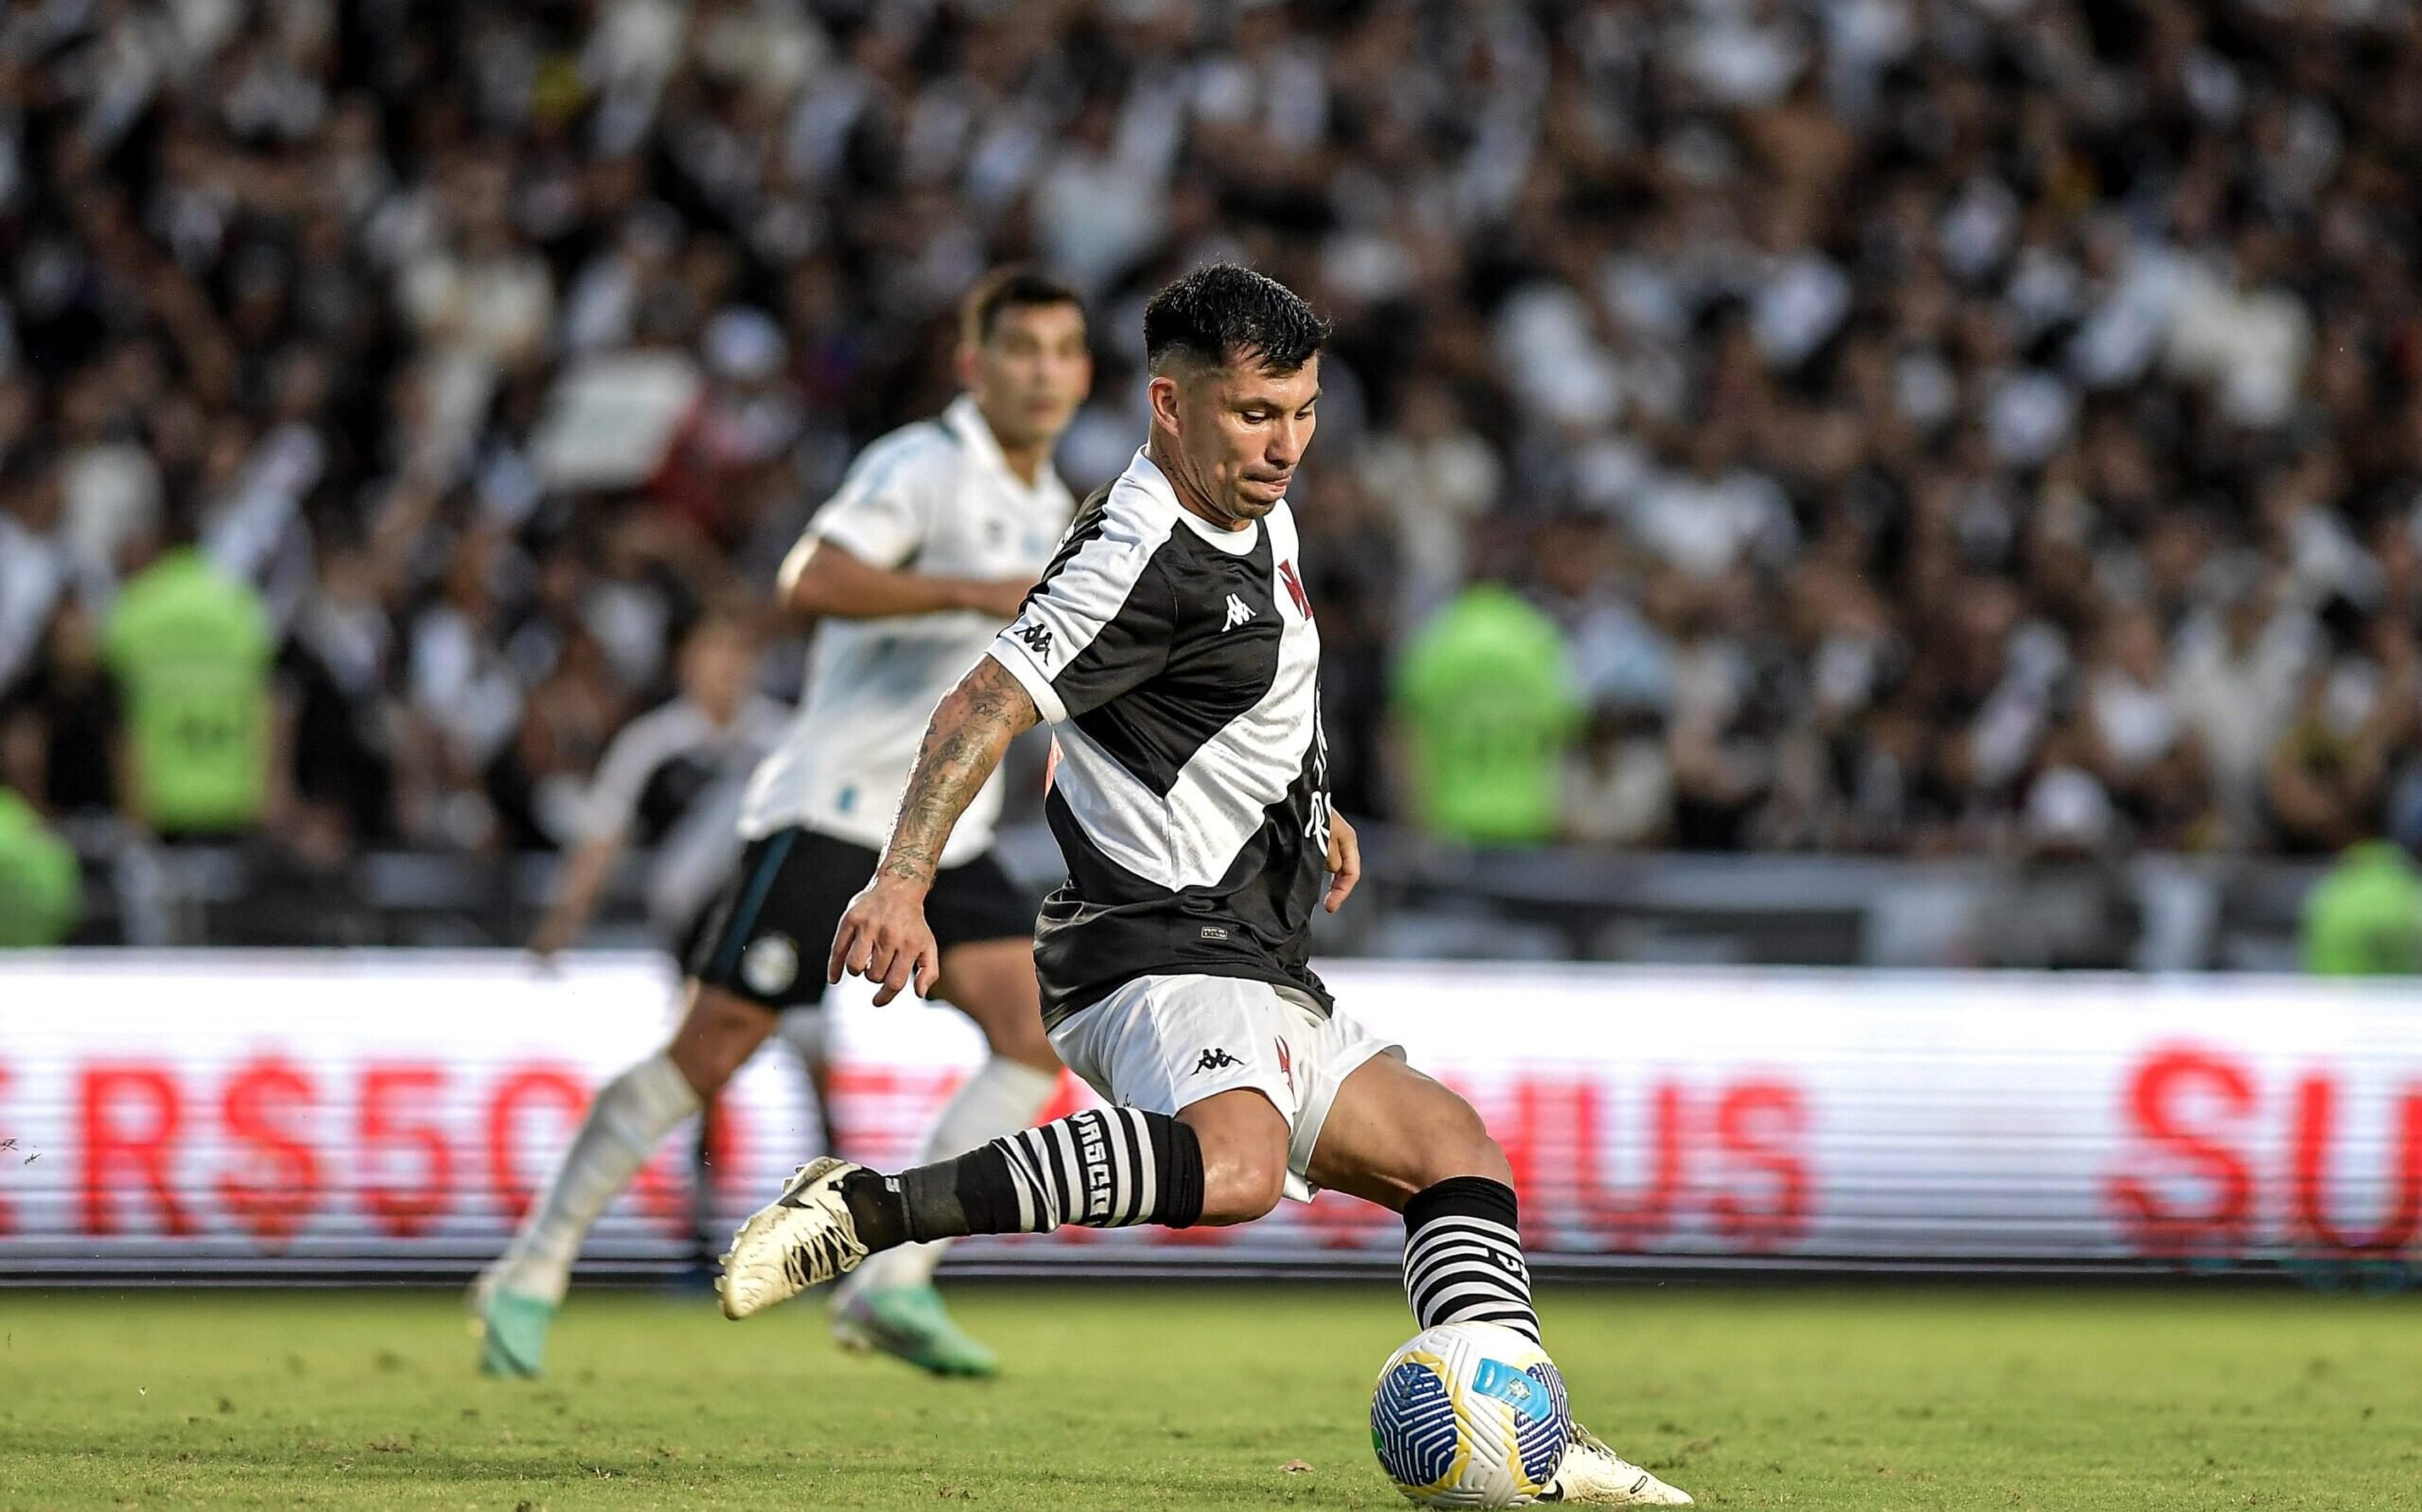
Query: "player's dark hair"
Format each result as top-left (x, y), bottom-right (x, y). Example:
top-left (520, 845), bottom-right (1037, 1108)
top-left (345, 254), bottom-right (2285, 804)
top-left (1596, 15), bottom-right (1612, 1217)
top-left (961, 266), bottom-right (1085, 346)
top-left (1144, 264), bottom-right (1330, 376)
top-left (686, 595), bottom-right (766, 646)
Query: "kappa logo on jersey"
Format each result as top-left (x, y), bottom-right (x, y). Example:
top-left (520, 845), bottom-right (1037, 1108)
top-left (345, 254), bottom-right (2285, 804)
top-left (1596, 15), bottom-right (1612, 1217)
top-left (1015, 620), bottom-right (1054, 657)
top-left (1193, 1047), bottom-right (1243, 1074)
top-left (1277, 559), bottom-right (1313, 618)
top-left (1222, 594), bottom-right (1256, 631)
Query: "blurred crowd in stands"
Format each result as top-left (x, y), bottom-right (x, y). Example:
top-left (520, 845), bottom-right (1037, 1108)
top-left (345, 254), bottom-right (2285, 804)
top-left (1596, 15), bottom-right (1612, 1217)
top-left (6, 0), bottom-right (2422, 934)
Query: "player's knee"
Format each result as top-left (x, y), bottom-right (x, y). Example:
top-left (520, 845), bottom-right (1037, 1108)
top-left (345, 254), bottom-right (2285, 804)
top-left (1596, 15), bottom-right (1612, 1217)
top-left (664, 1039), bottom-right (738, 1098)
top-left (668, 989), bottom-right (771, 1095)
top-left (981, 1013), bottom-right (1057, 1074)
top-left (1194, 1132), bottom-right (1288, 1226)
top-left (1453, 1131), bottom-right (1516, 1190)
top-left (1412, 1093), bottom-right (1513, 1193)
top-left (1198, 1159), bottom-right (1285, 1226)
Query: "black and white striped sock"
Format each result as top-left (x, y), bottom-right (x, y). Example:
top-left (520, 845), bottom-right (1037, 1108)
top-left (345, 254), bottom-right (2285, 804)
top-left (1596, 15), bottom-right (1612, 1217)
top-left (988, 1107), bottom-right (1205, 1230)
top-left (1401, 1177), bottom-right (1542, 1344)
top-left (847, 1107), bottom-right (1207, 1248)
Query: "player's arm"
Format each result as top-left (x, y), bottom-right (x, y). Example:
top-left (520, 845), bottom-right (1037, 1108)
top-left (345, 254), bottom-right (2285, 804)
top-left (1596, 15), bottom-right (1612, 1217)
top-left (828, 654), bottom-right (1040, 1004)
top-left (777, 536), bottom-right (1034, 623)
top-left (831, 504), bottom-right (1168, 1001)
top-left (529, 832), bottom-right (624, 958)
top-left (531, 717), bottom-right (655, 958)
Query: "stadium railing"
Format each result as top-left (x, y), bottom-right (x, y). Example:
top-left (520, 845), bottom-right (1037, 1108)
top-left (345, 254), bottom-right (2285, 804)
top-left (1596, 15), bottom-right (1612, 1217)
top-left (51, 817), bottom-right (2322, 971)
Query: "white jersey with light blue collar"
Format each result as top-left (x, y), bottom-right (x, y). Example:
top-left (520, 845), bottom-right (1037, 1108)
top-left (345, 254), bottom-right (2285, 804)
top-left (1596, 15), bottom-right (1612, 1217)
top-left (739, 395), bottom-right (1075, 861)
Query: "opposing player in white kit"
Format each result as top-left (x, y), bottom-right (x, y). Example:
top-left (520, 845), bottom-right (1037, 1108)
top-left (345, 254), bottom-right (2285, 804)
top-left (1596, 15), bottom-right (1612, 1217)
top-left (717, 267), bottom-right (1689, 1503)
top-left (472, 269), bottom-right (1092, 1380)
top-left (518, 605), bottom-right (826, 1268)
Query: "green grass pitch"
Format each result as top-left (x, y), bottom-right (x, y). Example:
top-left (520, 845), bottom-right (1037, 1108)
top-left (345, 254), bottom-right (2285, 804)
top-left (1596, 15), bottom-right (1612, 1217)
top-left (4, 1284), bottom-right (2419, 1509)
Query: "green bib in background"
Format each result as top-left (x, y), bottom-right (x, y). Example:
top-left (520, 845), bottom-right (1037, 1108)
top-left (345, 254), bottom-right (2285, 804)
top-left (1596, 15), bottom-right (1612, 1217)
top-left (2303, 840), bottom-right (2422, 976)
top-left (1393, 584), bottom-right (1582, 846)
top-left (104, 550), bottom-right (274, 835)
top-left (0, 788), bottom-right (79, 946)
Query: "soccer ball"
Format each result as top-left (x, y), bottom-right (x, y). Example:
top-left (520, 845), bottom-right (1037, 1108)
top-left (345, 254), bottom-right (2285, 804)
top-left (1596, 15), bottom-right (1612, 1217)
top-left (1369, 1321), bottom-right (1569, 1508)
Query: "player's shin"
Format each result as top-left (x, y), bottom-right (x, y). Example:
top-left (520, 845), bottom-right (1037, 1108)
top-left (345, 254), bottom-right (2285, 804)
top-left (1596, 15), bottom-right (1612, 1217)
top-left (848, 1105), bottom-right (1206, 1247)
top-left (843, 1055), bottom-right (1060, 1291)
top-left (496, 1051), bottom-right (703, 1301)
top-left (722, 1108), bottom-right (1203, 1318)
top-left (1401, 1176), bottom-right (1542, 1344)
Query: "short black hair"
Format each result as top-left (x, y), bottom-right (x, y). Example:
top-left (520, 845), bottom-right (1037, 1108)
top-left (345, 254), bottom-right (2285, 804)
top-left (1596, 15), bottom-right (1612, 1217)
top-left (961, 266), bottom-right (1085, 346)
top-left (1143, 264), bottom-right (1330, 376)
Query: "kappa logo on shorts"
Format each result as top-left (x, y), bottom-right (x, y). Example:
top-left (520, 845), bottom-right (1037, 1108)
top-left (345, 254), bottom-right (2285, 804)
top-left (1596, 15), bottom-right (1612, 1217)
top-left (740, 933), bottom-right (800, 996)
top-left (1193, 1048), bottom-right (1243, 1074)
top-left (1275, 1037), bottom-right (1295, 1096)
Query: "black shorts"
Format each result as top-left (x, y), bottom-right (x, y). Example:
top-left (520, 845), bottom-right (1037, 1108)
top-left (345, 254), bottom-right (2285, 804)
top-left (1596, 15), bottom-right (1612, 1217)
top-left (685, 827), bottom-right (1034, 1009)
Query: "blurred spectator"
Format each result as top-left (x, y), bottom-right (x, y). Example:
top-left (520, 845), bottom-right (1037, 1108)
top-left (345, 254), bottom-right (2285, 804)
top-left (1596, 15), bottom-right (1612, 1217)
top-left (0, 786), bottom-right (79, 946)
top-left (1972, 762), bottom-right (2144, 970)
top-left (650, 308), bottom-right (804, 547)
top-left (1564, 706), bottom-right (1673, 849)
top-left (1355, 379), bottom-right (1500, 629)
top-left (5, 0), bottom-right (2422, 878)
top-left (2303, 840), bottom-right (2422, 976)
top-left (103, 509), bottom-right (279, 839)
top-left (1393, 580), bottom-right (1581, 847)
top-left (2170, 566), bottom-right (2313, 843)
top-left (8, 600), bottom-right (119, 818)
top-left (2264, 656), bottom-right (2397, 856)
top-left (2083, 607), bottom-right (2211, 847)
top-left (529, 607), bottom-right (785, 957)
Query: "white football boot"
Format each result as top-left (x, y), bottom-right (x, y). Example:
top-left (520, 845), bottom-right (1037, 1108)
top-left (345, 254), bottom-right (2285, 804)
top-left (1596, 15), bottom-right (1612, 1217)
top-left (718, 1157), bottom-right (870, 1320)
top-left (1541, 1422), bottom-right (1695, 1504)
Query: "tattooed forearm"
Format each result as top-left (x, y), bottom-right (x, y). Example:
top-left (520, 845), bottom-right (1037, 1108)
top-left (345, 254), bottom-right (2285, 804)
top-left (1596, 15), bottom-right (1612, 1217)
top-left (879, 656), bottom-right (1042, 887)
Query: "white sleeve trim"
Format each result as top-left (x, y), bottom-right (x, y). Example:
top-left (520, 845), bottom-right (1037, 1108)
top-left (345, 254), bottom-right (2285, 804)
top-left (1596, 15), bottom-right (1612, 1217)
top-left (985, 641), bottom-right (1068, 725)
top-left (803, 511), bottom-right (906, 569)
top-left (798, 427), bottom-right (937, 569)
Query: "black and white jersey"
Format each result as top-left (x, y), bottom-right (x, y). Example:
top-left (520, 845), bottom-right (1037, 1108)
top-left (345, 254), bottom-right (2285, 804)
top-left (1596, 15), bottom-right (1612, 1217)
top-left (581, 692), bottom-right (791, 939)
top-left (987, 448), bottom-right (1331, 1026)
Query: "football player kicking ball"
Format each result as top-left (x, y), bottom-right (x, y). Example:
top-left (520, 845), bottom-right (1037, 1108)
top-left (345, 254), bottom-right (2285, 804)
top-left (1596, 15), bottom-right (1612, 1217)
top-left (717, 265), bottom-right (1692, 1506)
top-left (472, 269), bottom-right (1091, 1380)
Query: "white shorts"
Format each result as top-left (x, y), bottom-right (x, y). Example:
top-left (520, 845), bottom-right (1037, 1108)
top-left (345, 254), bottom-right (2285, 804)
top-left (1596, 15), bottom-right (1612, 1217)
top-left (1047, 973), bottom-right (1403, 1202)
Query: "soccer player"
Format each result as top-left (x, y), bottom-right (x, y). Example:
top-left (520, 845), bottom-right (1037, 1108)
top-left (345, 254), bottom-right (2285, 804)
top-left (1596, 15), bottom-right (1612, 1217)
top-left (718, 265), bottom-right (1693, 1506)
top-left (473, 269), bottom-right (1092, 1380)
top-left (520, 606), bottom-right (833, 1260)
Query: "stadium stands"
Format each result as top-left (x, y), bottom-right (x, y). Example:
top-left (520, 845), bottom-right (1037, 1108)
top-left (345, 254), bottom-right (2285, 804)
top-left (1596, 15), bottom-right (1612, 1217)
top-left (3, 0), bottom-right (2419, 945)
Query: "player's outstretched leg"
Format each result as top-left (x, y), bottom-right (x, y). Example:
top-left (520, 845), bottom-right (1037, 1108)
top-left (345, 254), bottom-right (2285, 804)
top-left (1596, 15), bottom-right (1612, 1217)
top-left (472, 987), bottom-right (769, 1377)
top-left (1312, 1056), bottom-right (1692, 1506)
top-left (719, 1103), bottom-right (1208, 1319)
top-left (829, 941), bottom-right (1059, 1378)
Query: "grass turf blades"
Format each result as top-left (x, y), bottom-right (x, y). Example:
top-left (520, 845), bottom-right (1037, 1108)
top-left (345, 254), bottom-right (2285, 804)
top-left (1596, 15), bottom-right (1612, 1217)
top-left (3, 1285), bottom-right (2418, 1509)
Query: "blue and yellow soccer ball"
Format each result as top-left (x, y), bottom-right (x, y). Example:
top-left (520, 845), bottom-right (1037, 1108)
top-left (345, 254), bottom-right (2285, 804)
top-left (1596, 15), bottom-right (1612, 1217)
top-left (1370, 1321), bottom-right (1569, 1507)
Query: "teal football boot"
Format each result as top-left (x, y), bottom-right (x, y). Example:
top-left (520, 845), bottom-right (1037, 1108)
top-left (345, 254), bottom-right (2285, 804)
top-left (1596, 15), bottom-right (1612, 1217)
top-left (468, 1267), bottom-right (557, 1379)
top-left (830, 1284), bottom-right (998, 1378)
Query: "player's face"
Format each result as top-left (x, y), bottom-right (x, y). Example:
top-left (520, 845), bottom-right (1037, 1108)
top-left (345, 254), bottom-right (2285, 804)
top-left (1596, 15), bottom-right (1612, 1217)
top-left (1166, 354), bottom-right (1321, 524)
top-left (965, 302), bottom-right (1091, 452)
top-left (681, 626), bottom-right (759, 718)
